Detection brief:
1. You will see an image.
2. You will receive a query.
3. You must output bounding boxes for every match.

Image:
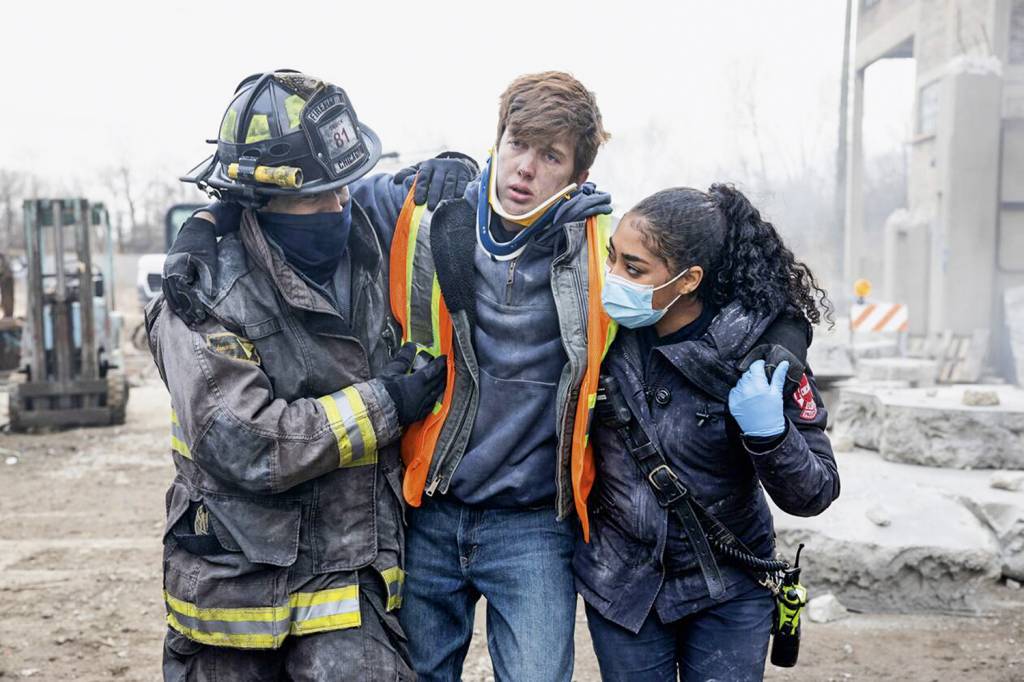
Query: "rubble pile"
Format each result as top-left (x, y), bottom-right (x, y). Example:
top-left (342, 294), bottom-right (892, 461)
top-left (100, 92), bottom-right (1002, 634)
top-left (777, 325), bottom-right (1024, 614)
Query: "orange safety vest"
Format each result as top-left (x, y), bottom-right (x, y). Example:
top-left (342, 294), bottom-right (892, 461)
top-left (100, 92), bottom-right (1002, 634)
top-left (389, 186), bottom-right (617, 540)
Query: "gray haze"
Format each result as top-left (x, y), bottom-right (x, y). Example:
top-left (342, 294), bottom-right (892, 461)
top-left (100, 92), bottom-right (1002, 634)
top-left (3, 0), bottom-right (912, 257)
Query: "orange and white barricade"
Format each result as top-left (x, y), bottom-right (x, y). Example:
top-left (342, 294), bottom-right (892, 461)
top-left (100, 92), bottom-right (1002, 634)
top-left (850, 302), bottom-right (909, 333)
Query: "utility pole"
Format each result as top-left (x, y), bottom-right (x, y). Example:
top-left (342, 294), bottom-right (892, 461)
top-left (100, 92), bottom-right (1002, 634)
top-left (835, 0), bottom-right (853, 287)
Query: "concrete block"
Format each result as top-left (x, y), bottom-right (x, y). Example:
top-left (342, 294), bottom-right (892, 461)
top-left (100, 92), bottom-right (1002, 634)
top-left (807, 320), bottom-right (856, 382)
top-left (832, 382), bottom-right (904, 451)
top-left (856, 357), bottom-right (938, 387)
top-left (806, 593), bottom-right (849, 624)
top-left (770, 450), bottom-right (1022, 613)
top-left (991, 473), bottom-right (1024, 492)
top-left (879, 386), bottom-right (1024, 469)
top-left (833, 384), bottom-right (1024, 469)
top-left (963, 389), bottom-right (1000, 406)
top-left (959, 499), bottom-right (1024, 582)
top-left (851, 338), bottom-right (899, 360)
top-left (1006, 285), bottom-right (1024, 386)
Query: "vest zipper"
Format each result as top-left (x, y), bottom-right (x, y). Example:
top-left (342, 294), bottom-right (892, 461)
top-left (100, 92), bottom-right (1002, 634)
top-left (423, 321), bottom-right (478, 497)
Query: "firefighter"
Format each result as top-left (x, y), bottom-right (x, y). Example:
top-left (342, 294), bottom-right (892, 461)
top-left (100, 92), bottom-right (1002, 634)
top-left (146, 70), bottom-right (446, 681)
top-left (162, 71), bottom-right (615, 681)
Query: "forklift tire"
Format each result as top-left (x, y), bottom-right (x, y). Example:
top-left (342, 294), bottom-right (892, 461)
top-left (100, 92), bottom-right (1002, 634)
top-left (131, 321), bottom-right (149, 353)
top-left (7, 381), bottom-right (25, 432)
top-left (106, 369), bottom-right (129, 425)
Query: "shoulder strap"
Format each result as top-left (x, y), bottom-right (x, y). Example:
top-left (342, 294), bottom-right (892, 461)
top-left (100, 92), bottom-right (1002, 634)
top-left (596, 375), bottom-right (726, 599)
top-left (595, 375), bottom-right (788, 596)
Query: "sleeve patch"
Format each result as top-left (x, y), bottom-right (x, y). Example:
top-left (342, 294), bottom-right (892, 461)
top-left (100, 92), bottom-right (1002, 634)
top-left (792, 374), bottom-right (818, 421)
top-left (205, 332), bottom-right (261, 365)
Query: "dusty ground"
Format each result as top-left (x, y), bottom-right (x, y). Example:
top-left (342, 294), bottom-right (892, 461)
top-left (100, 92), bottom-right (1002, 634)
top-left (1, 354), bottom-right (1023, 681)
top-left (1, 258), bottom-right (1022, 681)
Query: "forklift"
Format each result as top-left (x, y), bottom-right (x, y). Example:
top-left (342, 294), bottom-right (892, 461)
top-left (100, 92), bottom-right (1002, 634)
top-left (8, 198), bottom-right (128, 431)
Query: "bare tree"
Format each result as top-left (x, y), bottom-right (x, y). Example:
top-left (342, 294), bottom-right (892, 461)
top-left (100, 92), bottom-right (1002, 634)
top-left (102, 164), bottom-right (140, 252)
top-left (0, 169), bottom-right (24, 249)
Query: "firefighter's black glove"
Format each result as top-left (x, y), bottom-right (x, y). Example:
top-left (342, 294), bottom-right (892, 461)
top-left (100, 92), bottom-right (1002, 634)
top-left (161, 215), bottom-right (217, 326)
top-left (380, 342), bottom-right (418, 378)
top-left (392, 152), bottom-right (479, 210)
top-left (162, 253), bottom-right (209, 327)
top-left (381, 353), bottom-right (447, 427)
top-left (199, 200), bottom-right (244, 237)
top-left (161, 203), bottom-right (243, 326)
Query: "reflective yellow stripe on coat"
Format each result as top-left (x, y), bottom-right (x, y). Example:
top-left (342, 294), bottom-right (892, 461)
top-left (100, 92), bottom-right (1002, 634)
top-left (164, 584), bottom-right (362, 649)
top-left (170, 409), bottom-right (191, 459)
top-left (317, 386), bottom-right (378, 468)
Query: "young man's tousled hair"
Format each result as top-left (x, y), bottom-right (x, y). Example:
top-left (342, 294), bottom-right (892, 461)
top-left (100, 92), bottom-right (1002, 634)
top-left (496, 71), bottom-right (610, 176)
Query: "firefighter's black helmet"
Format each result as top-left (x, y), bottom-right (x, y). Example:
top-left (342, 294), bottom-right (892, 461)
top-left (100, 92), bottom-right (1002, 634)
top-left (182, 70), bottom-right (382, 204)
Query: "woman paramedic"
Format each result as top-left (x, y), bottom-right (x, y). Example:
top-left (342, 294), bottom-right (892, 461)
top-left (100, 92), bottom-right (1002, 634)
top-left (573, 184), bottom-right (841, 682)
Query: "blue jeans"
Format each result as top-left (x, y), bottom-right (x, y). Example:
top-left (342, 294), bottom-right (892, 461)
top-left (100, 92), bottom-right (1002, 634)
top-left (399, 497), bottom-right (579, 682)
top-left (585, 583), bottom-right (774, 681)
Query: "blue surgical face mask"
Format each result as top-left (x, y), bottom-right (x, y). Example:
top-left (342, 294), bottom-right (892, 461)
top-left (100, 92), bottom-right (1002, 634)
top-left (601, 267), bottom-right (690, 329)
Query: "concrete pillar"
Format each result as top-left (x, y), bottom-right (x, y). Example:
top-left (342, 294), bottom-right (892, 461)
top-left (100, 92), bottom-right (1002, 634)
top-left (843, 68), bottom-right (867, 306)
top-left (928, 67), bottom-right (1003, 334)
top-left (883, 209), bottom-right (930, 334)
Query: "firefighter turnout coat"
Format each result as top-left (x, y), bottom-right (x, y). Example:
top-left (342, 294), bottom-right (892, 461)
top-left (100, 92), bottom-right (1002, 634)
top-left (145, 206), bottom-right (406, 650)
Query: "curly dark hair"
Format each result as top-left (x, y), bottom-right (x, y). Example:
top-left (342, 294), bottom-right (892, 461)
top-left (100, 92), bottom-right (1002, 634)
top-left (630, 184), bottom-right (833, 326)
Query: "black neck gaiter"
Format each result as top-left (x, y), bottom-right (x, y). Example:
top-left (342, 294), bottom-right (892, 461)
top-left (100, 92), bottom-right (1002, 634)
top-left (258, 202), bottom-right (353, 285)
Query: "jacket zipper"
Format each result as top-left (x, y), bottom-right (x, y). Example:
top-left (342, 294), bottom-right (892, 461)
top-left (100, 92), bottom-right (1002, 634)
top-left (570, 266), bottom-right (587, 329)
top-left (552, 234), bottom-right (587, 515)
top-left (505, 258), bottom-right (518, 305)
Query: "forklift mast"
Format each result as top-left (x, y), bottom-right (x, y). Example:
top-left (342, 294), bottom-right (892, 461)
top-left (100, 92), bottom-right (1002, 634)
top-left (11, 198), bottom-right (127, 430)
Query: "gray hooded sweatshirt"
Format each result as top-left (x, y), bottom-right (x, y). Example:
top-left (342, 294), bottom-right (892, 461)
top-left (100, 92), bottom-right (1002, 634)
top-left (447, 181), bottom-right (613, 508)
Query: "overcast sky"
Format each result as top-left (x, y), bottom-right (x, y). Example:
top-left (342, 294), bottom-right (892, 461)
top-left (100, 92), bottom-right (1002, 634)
top-left (3, 0), bottom-right (913, 212)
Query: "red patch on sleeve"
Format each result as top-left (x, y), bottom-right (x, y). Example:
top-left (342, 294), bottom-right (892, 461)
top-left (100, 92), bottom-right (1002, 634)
top-left (792, 374), bottom-right (818, 421)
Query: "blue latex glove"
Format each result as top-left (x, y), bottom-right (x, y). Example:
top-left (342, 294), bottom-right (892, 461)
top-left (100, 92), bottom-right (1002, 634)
top-left (728, 359), bottom-right (790, 437)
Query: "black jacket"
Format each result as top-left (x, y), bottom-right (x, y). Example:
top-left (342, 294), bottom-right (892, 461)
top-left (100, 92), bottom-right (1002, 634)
top-left (572, 302), bottom-right (839, 632)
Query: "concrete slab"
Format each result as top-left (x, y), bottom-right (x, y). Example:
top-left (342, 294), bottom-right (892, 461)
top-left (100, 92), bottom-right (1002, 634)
top-left (851, 338), bottom-right (900, 360)
top-left (831, 381), bottom-right (908, 451)
top-left (856, 357), bottom-right (938, 387)
top-left (807, 319), bottom-right (856, 381)
top-left (769, 449), bottom-right (1024, 613)
top-left (1006, 285), bottom-right (1024, 386)
top-left (832, 384), bottom-right (1024, 469)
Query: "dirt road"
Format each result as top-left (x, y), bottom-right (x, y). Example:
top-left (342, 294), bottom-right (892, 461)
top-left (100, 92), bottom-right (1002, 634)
top-left (2, 356), bottom-right (1023, 680)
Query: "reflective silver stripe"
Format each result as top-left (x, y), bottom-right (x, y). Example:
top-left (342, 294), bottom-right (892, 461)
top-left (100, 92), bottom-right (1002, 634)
top-left (331, 391), bottom-right (366, 459)
top-left (318, 387), bottom-right (377, 468)
top-left (165, 585), bottom-right (362, 647)
top-left (170, 610), bottom-right (290, 636)
top-left (289, 585), bottom-right (362, 634)
top-left (291, 597), bottom-right (360, 623)
top-left (409, 208), bottom-right (436, 345)
top-left (164, 590), bottom-right (290, 649)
